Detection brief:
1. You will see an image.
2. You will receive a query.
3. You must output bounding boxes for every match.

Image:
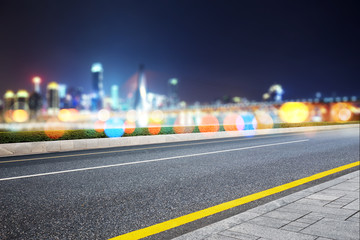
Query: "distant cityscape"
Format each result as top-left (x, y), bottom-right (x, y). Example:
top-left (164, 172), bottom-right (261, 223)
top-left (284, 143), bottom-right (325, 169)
top-left (0, 63), bottom-right (359, 137)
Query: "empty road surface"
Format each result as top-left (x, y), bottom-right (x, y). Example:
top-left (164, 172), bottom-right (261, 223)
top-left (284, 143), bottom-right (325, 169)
top-left (0, 126), bottom-right (359, 239)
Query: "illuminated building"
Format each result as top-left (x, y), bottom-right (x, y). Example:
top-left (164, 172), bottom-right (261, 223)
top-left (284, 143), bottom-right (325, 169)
top-left (47, 82), bottom-right (60, 115)
top-left (133, 64), bottom-right (148, 111)
top-left (168, 78), bottom-right (179, 108)
top-left (111, 85), bottom-right (119, 110)
top-left (32, 76), bottom-right (41, 93)
top-left (3, 90), bottom-right (15, 111)
top-left (91, 62), bottom-right (104, 110)
top-left (15, 90), bottom-right (29, 110)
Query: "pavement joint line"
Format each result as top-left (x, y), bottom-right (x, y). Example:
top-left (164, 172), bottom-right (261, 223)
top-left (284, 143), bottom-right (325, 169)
top-left (0, 139), bottom-right (309, 181)
top-left (109, 161), bottom-right (360, 240)
top-left (0, 132), bottom-right (306, 164)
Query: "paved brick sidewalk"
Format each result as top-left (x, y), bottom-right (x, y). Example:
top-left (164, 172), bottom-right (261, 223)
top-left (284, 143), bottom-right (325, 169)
top-left (175, 170), bottom-right (359, 240)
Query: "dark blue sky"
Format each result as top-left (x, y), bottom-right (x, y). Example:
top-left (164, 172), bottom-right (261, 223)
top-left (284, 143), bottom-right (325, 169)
top-left (0, 0), bottom-right (359, 102)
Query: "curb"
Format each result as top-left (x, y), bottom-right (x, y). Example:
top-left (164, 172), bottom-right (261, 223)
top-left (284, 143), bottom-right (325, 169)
top-left (0, 124), bottom-right (358, 158)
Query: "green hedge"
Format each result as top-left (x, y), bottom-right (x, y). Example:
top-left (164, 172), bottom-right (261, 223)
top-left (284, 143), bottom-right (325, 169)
top-left (0, 121), bottom-right (358, 144)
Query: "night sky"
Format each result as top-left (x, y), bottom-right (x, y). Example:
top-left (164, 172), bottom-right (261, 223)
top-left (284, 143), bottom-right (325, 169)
top-left (1, 0), bottom-right (359, 103)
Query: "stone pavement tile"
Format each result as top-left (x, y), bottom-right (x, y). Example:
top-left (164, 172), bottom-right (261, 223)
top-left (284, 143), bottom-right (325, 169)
top-left (346, 211), bottom-right (360, 223)
top-left (314, 237), bottom-right (333, 240)
top-left (306, 193), bottom-right (340, 201)
top-left (286, 221), bottom-right (310, 229)
top-left (343, 199), bottom-right (359, 211)
top-left (248, 216), bottom-right (290, 228)
top-left (319, 189), bottom-right (358, 199)
top-left (277, 203), bottom-right (357, 220)
top-left (329, 182), bottom-right (359, 191)
top-left (247, 201), bottom-right (285, 215)
top-left (280, 224), bottom-right (303, 232)
top-left (324, 203), bottom-right (344, 209)
top-left (296, 198), bottom-right (330, 206)
top-left (301, 218), bottom-right (360, 240)
top-left (229, 222), bottom-right (316, 240)
top-left (219, 230), bottom-right (260, 240)
top-left (263, 210), bottom-right (307, 221)
top-left (204, 234), bottom-right (240, 240)
top-left (174, 212), bottom-right (260, 240)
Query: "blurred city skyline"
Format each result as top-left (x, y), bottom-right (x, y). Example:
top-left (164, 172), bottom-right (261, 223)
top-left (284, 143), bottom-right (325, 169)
top-left (1, 0), bottom-right (359, 102)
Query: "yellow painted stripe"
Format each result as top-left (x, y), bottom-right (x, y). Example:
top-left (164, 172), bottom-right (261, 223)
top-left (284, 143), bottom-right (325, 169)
top-left (110, 161), bottom-right (360, 240)
top-left (0, 133), bottom-right (301, 164)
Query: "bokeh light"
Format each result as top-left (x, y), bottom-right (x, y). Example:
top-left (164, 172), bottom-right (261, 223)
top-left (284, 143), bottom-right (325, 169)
top-left (58, 109), bottom-right (72, 122)
top-left (44, 118), bottom-right (66, 140)
top-left (242, 113), bottom-right (257, 130)
top-left (223, 113), bottom-right (238, 132)
top-left (126, 110), bottom-right (137, 122)
top-left (104, 118), bottom-right (125, 138)
top-left (198, 114), bottom-right (219, 133)
top-left (173, 112), bottom-right (195, 134)
top-left (124, 120), bottom-right (136, 134)
top-left (279, 102), bottom-right (309, 123)
top-left (255, 111), bottom-right (274, 129)
top-left (331, 103), bottom-right (353, 122)
top-left (148, 123), bottom-right (161, 135)
top-left (12, 109), bottom-right (29, 123)
top-left (338, 108), bottom-right (352, 121)
top-left (98, 109), bottom-right (111, 122)
top-left (236, 115), bottom-right (245, 131)
top-left (94, 120), bottom-right (105, 133)
top-left (150, 110), bottom-right (164, 123)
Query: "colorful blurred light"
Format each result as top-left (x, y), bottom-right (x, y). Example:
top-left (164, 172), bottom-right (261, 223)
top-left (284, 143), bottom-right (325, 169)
top-left (279, 102), bottom-right (309, 123)
top-left (104, 118), bottom-right (125, 138)
top-left (242, 113), bottom-right (257, 130)
top-left (236, 115), bottom-right (245, 131)
top-left (150, 110), bottom-right (164, 123)
top-left (98, 109), bottom-right (111, 122)
top-left (44, 118), bottom-right (66, 140)
top-left (58, 109), bottom-right (72, 122)
top-left (338, 108), bottom-right (352, 121)
top-left (94, 120), bottom-right (105, 133)
top-left (12, 109), bottom-right (29, 123)
top-left (126, 110), bottom-right (137, 122)
top-left (255, 111), bottom-right (274, 129)
top-left (124, 121), bottom-right (136, 134)
top-left (148, 123), bottom-right (161, 135)
top-left (223, 113), bottom-right (238, 132)
top-left (198, 114), bottom-right (219, 133)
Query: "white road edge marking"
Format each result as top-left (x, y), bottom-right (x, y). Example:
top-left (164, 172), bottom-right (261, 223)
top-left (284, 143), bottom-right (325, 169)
top-left (0, 139), bottom-right (308, 182)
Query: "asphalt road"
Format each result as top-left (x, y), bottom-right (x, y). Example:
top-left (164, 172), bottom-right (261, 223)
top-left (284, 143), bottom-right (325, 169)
top-left (0, 127), bottom-right (359, 239)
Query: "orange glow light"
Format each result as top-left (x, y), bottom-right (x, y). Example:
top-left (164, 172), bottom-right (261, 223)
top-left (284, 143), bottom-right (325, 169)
top-left (199, 115), bottom-right (219, 133)
top-left (12, 109), bottom-right (29, 123)
top-left (279, 102), bottom-right (309, 123)
top-left (223, 113), bottom-right (238, 132)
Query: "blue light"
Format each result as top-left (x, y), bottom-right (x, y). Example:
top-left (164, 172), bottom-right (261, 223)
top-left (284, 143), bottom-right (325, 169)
top-left (104, 118), bottom-right (125, 138)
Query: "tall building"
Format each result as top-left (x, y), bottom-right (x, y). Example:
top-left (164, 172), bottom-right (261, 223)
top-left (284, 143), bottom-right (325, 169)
top-left (168, 78), bottom-right (179, 108)
top-left (111, 85), bottom-right (119, 110)
top-left (3, 90), bottom-right (15, 111)
top-left (47, 82), bottom-right (60, 115)
top-left (32, 76), bottom-right (41, 93)
top-left (15, 90), bottom-right (29, 110)
top-left (91, 62), bottom-right (104, 110)
top-left (133, 64), bottom-right (148, 111)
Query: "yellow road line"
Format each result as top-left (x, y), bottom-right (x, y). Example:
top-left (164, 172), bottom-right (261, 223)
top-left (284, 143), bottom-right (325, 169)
top-left (0, 133), bottom-right (302, 164)
top-left (109, 161), bottom-right (360, 240)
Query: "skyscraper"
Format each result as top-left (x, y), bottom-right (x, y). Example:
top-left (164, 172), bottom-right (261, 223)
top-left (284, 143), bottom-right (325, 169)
top-left (47, 82), bottom-right (60, 115)
top-left (133, 64), bottom-right (148, 111)
top-left (111, 85), bottom-right (119, 110)
top-left (91, 62), bottom-right (104, 110)
top-left (168, 78), bottom-right (179, 108)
